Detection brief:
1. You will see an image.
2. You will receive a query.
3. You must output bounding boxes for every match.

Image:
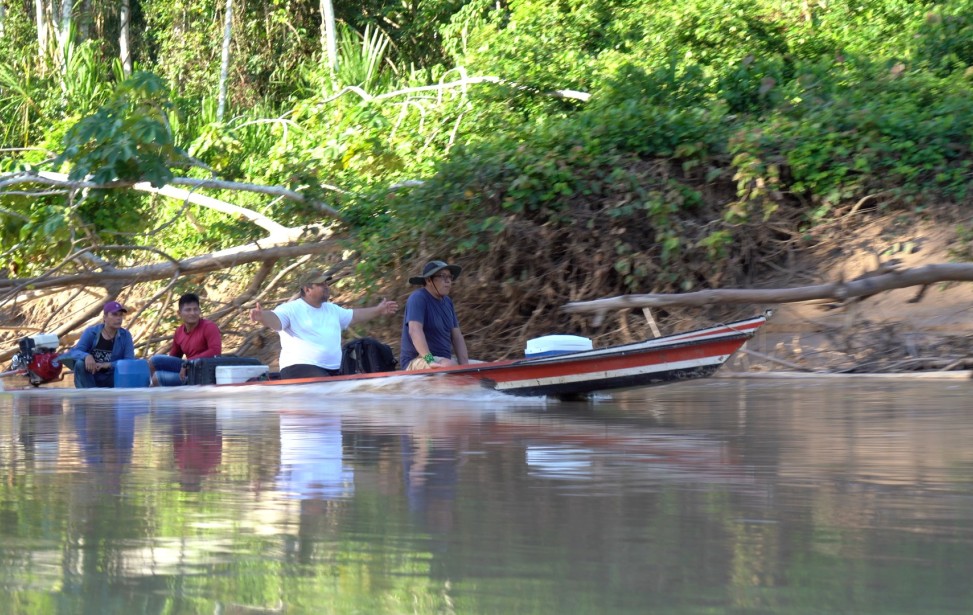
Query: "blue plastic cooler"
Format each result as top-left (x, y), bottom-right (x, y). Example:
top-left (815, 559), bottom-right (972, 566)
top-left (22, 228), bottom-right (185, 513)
top-left (114, 359), bottom-right (150, 388)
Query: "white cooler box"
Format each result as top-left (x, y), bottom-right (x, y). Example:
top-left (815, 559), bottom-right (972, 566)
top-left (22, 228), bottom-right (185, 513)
top-left (215, 364), bottom-right (270, 384)
top-left (525, 335), bottom-right (593, 358)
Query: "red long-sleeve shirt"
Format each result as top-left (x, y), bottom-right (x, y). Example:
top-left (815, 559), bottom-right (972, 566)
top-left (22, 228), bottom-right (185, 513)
top-left (169, 318), bottom-right (222, 359)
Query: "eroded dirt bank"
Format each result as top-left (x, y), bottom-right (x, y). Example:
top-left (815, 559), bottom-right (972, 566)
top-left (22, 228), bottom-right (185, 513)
top-left (3, 208), bottom-right (973, 379)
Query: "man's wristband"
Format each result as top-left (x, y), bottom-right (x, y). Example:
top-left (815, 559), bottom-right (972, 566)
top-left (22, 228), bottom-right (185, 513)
top-left (424, 353), bottom-right (435, 364)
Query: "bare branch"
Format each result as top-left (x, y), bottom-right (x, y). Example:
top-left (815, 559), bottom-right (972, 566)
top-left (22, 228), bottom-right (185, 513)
top-left (131, 182), bottom-right (289, 234)
top-left (0, 240), bottom-right (338, 293)
top-left (387, 179), bottom-right (425, 190)
top-left (320, 74), bottom-right (591, 105)
top-left (0, 171), bottom-right (346, 220)
top-left (0, 206), bottom-right (30, 221)
top-left (131, 277), bottom-right (181, 351)
top-left (164, 177), bottom-right (347, 217)
top-left (209, 260), bottom-right (276, 322)
top-left (2, 190), bottom-right (68, 198)
top-left (0, 244), bottom-right (186, 306)
top-left (561, 263), bottom-right (973, 313)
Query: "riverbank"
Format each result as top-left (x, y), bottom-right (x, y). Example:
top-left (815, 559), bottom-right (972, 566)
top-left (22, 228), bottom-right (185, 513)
top-left (3, 207), bottom-right (972, 377)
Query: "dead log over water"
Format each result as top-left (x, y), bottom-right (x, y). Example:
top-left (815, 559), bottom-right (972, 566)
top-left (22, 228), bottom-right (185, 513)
top-left (561, 263), bottom-right (973, 313)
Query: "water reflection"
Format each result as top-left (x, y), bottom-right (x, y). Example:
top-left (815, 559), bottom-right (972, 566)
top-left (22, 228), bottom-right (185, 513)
top-left (74, 401), bottom-right (139, 465)
top-left (278, 413), bottom-right (352, 500)
top-left (167, 409), bottom-right (222, 491)
top-left (0, 380), bottom-right (970, 613)
top-left (401, 433), bottom-right (461, 535)
top-left (16, 395), bottom-right (62, 466)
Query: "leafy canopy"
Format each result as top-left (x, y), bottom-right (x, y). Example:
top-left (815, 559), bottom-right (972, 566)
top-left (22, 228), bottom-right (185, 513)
top-left (55, 72), bottom-right (185, 187)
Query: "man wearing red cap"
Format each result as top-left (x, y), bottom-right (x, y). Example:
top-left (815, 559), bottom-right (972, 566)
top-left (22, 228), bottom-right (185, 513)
top-left (61, 301), bottom-right (136, 388)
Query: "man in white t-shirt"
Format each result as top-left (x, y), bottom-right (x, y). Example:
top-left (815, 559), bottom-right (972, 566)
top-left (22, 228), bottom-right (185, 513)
top-left (249, 270), bottom-right (399, 379)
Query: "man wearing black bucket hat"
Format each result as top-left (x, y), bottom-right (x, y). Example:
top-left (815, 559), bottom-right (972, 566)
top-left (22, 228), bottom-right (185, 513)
top-left (399, 260), bottom-right (469, 370)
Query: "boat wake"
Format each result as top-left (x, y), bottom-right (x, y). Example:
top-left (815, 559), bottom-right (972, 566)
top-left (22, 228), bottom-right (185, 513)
top-left (228, 373), bottom-right (526, 401)
top-left (4, 373), bottom-right (550, 404)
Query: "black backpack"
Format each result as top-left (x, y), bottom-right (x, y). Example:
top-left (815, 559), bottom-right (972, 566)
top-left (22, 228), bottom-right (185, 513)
top-left (340, 337), bottom-right (398, 375)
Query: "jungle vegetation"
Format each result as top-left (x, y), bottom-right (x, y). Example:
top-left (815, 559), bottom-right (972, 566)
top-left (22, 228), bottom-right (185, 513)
top-left (2, 0), bottom-right (973, 358)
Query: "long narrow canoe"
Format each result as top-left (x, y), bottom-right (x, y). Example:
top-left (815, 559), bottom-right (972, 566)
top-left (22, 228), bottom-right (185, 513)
top-left (243, 313), bottom-right (769, 399)
top-left (2, 314), bottom-right (768, 398)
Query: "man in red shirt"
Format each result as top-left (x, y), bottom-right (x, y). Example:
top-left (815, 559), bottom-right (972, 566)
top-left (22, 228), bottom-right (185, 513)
top-left (149, 293), bottom-right (222, 386)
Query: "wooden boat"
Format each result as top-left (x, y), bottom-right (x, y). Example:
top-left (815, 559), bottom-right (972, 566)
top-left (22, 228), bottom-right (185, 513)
top-left (246, 313), bottom-right (769, 399)
top-left (1, 313), bottom-right (768, 397)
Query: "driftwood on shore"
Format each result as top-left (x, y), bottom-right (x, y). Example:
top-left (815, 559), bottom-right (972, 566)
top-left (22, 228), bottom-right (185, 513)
top-left (559, 262), bottom-right (973, 375)
top-left (561, 263), bottom-right (973, 313)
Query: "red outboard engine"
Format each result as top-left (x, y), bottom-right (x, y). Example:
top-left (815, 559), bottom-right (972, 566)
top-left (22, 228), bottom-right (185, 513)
top-left (10, 334), bottom-right (63, 386)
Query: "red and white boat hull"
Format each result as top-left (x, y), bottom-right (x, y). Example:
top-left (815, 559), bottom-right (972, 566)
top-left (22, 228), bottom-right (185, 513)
top-left (456, 315), bottom-right (766, 397)
top-left (239, 314), bottom-right (768, 399)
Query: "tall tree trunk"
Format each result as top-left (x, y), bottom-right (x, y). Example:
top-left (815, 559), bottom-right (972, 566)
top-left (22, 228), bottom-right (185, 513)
top-left (35, 0), bottom-right (49, 63)
top-left (56, 0), bottom-right (73, 86)
top-left (59, 0), bottom-right (72, 50)
top-left (0, 2), bottom-right (6, 40)
top-left (77, 0), bottom-right (89, 40)
top-left (217, 0), bottom-right (233, 121)
top-left (119, 0), bottom-right (132, 76)
top-left (320, 0), bottom-right (337, 76)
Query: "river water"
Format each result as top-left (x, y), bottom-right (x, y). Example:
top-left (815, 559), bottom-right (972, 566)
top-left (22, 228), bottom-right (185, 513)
top-left (0, 377), bottom-right (971, 614)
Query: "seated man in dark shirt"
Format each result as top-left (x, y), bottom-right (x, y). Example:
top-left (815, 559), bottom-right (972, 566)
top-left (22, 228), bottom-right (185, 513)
top-left (399, 260), bottom-right (470, 370)
top-left (61, 301), bottom-right (136, 388)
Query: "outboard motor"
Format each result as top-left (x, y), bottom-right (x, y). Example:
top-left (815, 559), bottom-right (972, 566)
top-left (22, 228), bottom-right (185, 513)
top-left (9, 334), bottom-right (63, 386)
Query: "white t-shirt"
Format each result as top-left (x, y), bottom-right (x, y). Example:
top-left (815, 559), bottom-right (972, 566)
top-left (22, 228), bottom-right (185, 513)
top-left (273, 299), bottom-right (354, 370)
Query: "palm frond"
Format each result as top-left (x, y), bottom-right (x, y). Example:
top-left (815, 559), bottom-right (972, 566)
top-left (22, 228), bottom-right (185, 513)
top-left (335, 24), bottom-right (394, 92)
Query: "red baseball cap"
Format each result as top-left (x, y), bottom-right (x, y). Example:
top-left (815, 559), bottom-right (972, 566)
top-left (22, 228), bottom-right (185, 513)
top-left (103, 301), bottom-right (128, 314)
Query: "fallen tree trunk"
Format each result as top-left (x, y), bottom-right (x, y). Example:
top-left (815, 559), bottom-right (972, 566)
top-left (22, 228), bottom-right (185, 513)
top-left (0, 239), bottom-right (336, 295)
top-left (0, 170), bottom-right (338, 296)
top-left (0, 180), bottom-right (341, 357)
top-left (0, 240), bottom-right (340, 361)
top-left (0, 165), bottom-right (352, 366)
top-left (561, 263), bottom-right (973, 313)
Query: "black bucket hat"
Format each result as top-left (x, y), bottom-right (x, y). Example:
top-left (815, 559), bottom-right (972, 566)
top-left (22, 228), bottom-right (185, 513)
top-left (409, 260), bottom-right (462, 286)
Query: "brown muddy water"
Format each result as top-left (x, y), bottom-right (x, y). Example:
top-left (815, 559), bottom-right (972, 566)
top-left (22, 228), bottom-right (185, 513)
top-left (0, 377), bottom-right (971, 614)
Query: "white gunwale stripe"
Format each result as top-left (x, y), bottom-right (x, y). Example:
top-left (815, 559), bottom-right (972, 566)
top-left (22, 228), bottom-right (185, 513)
top-left (495, 355), bottom-right (729, 390)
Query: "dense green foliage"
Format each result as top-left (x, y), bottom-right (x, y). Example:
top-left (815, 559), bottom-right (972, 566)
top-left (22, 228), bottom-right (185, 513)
top-left (3, 0), bottom-right (973, 294)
